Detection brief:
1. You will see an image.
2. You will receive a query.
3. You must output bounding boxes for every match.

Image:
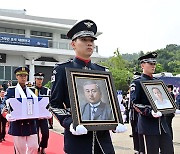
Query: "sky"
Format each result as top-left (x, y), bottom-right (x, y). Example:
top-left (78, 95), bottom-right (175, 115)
top-left (1, 0), bottom-right (180, 57)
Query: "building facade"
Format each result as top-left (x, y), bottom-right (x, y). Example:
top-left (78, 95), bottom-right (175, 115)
top-left (0, 9), bottom-right (105, 85)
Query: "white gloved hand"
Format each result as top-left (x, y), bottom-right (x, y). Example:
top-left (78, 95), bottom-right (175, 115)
top-left (45, 112), bottom-right (52, 119)
top-left (151, 110), bottom-right (162, 118)
top-left (122, 114), bottom-right (127, 123)
top-left (70, 123), bottom-right (88, 135)
top-left (175, 109), bottom-right (180, 114)
top-left (39, 113), bottom-right (52, 119)
top-left (113, 123), bottom-right (127, 133)
top-left (6, 114), bottom-right (16, 122)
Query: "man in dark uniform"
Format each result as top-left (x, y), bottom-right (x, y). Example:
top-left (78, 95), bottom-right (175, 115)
top-left (50, 19), bottom-right (127, 154)
top-left (165, 84), bottom-right (175, 140)
top-left (129, 72), bottom-right (145, 154)
top-left (34, 72), bottom-right (51, 154)
top-left (0, 89), bottom-right (7, 142)
top-left (130, 52), bottom-right (174, 154)
top-left (2, 66), bottom-right (38, 154)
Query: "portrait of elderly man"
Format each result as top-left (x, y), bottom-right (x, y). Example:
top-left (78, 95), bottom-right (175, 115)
top-left (80, 80), bottom-right (113, 121)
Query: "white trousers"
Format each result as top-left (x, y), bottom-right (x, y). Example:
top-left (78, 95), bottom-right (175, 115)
top-left (13, 134), bottom-right (38, 154)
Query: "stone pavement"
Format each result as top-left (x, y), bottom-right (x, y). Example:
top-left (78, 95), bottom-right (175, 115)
top-left (51, 115), bottom-right (180, 154)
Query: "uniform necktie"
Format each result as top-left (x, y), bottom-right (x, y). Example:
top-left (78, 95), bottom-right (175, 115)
top-left (35, 89), bottom-right (39, 96)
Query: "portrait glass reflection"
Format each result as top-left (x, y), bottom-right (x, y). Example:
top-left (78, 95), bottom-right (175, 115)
top-left (140, 80), bottom-right (177, 114)
top-left (75, 78), bottom-right (115, 121)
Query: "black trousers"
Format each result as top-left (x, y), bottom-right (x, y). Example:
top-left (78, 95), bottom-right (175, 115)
top-left (165, 114), bottom-right (174, 140)
top-left (144, 131), bottom-right (174, 154)
top-left (0, 115), bottom-right (7, 140)
top-left (131, 120), bottom-right (145, 153)
top-left (37, 119), bottom-right (49, 148)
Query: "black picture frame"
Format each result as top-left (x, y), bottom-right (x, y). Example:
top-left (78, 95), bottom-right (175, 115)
top-left (66, 68), bottom-right (123, 131)
top-left (140, 80), bottom-right (177, 114)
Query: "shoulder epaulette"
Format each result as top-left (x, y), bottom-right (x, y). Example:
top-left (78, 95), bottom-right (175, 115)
top-left (29, 86), bottom-right (35, 89)
top-left (134, 76), bottom-right (141, 80)
top-left (57, 59), bottom-right (72, 65)
top-left (54, 60), bottom-right (72, 68)
top-left (94, 63), bottom-right (106, 68)
top-left (8, 86), bottom-right (16, 88)
top-left (153, 77), bottom-right (159, 80)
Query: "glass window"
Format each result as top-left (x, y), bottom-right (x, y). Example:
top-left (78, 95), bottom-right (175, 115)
top-left (0, 27), bottom-right (6, 33)
top-left (48, 41), bottom-right (53, 48)
top-left (31, 31), bottom-right (37, 35)
top-left (6, 28), bottom-right (12, 33)
top-left (18, 29), bottom-right (25, 34)
top-left (12, 29), bottom-right (18, 34)
top-left (5, 66), bottom-right (11, 80)
top-left (61, 34), bottom-right (69, 39)
top-left (45, 32), bottom-right (52, 37)
top-left (0, 66), bottom-right (4, 79)
top-left (41, 32), bottom-right (46, 36)
top-left (12, 67), bottom-right (18, 80)
top-left (37, 31), bottom-right (41, 36)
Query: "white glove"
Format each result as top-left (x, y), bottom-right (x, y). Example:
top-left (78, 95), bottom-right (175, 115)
top-left (122, 114), bottom-right (127, 123)
top-left (114, 123), bottom-right (127, 133)
top-left (151, 110), bottom-right (162, 118)
top-left (6, 114), bottom-right (16, 122)
top-left (175, 109), bottom-right (180, 114)
top-left (70, 124), bottom-right (88, 135)
top-left (47, 112), bottom-right (53, 119)
top-left (39, 113), bottom-right (52, 119)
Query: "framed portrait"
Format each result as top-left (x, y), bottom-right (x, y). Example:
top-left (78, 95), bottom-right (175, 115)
top-left (140, 80), bottom-right (177, 114)
top-left (66, 68), bottom-right (123, 131)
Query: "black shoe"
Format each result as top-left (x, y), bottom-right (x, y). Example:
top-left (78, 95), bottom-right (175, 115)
top-left (41, 148), bottom-right (46, 154)
top-left (49, 126), bottom-right (53, 129)
top-left (129, 134), bottom-right (133, 137)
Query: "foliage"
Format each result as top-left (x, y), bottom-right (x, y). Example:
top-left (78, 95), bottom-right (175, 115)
top-left (44, 81), bottom-right (52, 89)
top-left (121, 44), bottom-right (180, 75)
top-left (99, 44), bottom-right (180, 93)
top-left (155, 63), bottom-right (164, 73)
top-left (99, 49), bottom-right (133, 93)
top-left (155, 44), bottom-right (180, 74)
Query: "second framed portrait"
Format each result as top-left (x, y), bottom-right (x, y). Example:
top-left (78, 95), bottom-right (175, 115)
top-left (140, 80), bottom-right (177, 114)
top-left (65, 68), bottom-right (123, 131)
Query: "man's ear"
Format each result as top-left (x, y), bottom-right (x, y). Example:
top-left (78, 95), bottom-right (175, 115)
top-left (140, 63), bottom-right (144, 69)
top-left (71, 41), bottom-right (75, 49)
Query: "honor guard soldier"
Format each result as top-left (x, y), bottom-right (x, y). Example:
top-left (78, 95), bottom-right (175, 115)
top-left (130, 52), bottom-right (174, 154)
top-left (2, 67), bottom-right (39, 154)
top-left (50, 19), bottom-right (127, 154)
top-left (165, 84), bottom-right (175, 140)
top-left (129, 72), bottom-right (145, 154)
top-left (34, 72), bottom-right (51, 154)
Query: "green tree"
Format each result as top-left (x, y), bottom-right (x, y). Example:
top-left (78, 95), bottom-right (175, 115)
top-left (100, 49), bottom-right (133, 93)
top-left (44, 81), bottom-right (52, 89)
top-left (155, 63), bottom-right (164, 73)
